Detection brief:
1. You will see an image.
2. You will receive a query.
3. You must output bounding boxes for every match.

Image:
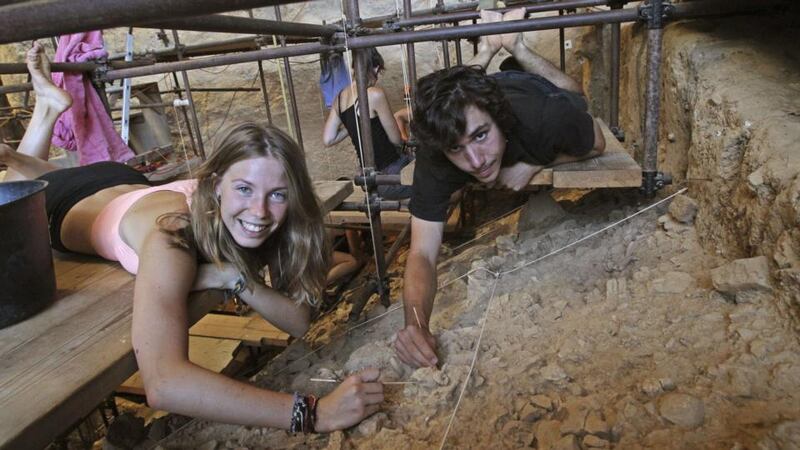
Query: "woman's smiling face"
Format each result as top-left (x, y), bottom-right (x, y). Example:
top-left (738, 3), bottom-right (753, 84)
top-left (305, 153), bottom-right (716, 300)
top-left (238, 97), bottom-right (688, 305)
top-left (216, 156), bottom-right (289, 248)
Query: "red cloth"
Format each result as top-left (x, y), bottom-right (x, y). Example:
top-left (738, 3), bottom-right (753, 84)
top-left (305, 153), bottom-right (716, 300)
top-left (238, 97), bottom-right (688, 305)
top-left (51, 31), bottom-right (134, 165)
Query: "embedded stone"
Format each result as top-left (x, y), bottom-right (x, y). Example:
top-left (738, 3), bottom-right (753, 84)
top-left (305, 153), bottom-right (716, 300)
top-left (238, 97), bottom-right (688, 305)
top-left (711, 256), bottom-right (772, 295)
top-left (668, 194), bottom-right (699, 224)
top-left (583, 435), bottom-right (610, 448)
top-left (658, 393), bottom-right (705, 429)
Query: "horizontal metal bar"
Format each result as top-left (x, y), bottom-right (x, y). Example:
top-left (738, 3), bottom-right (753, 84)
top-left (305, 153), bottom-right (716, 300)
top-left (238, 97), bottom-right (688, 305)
top-left (140, 15), bottom-right (338, 38)
top-left (0, 59), bottom-right (154, 75)
top-left (103, 42), bottom-right (343, 81)
top-left (391, 0), bottom-right (617, 28)
top-left (0, 0), bottom-right (308, 45)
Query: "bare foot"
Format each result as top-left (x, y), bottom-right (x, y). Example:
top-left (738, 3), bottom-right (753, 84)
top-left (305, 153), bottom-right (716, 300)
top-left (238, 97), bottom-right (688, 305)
top-left (501, 7), bottom-right (526, 52)
top-left (27, 42), bottom-right (72, 113)
top-left (479, 10), bottom-right (504, 54)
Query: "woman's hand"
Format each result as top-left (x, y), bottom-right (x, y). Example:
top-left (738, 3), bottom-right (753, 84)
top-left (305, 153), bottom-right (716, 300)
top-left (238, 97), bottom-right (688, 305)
top-left (315, 368), bottom-right (384, 432)
top-left (191, 262), bottom-right (240, 291)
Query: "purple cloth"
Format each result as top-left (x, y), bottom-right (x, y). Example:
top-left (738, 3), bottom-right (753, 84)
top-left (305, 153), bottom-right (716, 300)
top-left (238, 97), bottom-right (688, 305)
top-left (319, 52), bottom-right (351, 109)
top-left (51, 31), bottom-right (134, 165)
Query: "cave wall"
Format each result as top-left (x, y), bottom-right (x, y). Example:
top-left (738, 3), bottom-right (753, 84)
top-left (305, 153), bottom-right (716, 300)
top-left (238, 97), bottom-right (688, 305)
top-left (613, 15), bottom-right (800, 324)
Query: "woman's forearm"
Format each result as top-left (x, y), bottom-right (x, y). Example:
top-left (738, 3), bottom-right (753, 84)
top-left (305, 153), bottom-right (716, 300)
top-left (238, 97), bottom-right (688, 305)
top-left (240, 284), bottom-right (311, 337)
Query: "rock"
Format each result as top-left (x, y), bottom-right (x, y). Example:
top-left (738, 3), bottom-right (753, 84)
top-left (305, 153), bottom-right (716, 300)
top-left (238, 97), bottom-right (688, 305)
top-left (643, 429), bottom-right (673, 447)
top-left (496, 235), bottom-right (517, 253)
top-left (659, 378), bottom-right (676, 391)
top-left (668, 194), bottom-right (699, 224)
top-left (773, 230), bottom-right (800, 269)
top-left (531, 394), bottom-right (555, 411)
top-left (585, 411), bottom-right (610, 439)
top-left (195, 441), bottom-right (218, 450)
top-left (520, 402), bottom-right (546, 422)
top-left (640, 378), bottom-right (663, 397)
top-left (365, 303), bottom-right (387, 321)
top-left (711, 256), bottom-right (772, 296)
top-left (560, 401), bottom-right (589, 436)
top-left (517, 192), bottom-right (566, 233)
top-left (146, 416), bottom-right (168, 442)
top-left (658, 393), bottom-right (705, 429)
top-left (324, 431), bottom-right (350, 450)
top-left (553, 435), bottom-right (580, 450)
top-left (652, 271), bottom-right (694, 294)
top-left (105, 413), bottom-right (146, 450)
top-left (534, 420), bottom-right (563, 450)
top-left (583, 435), bottom-right (610, 448)
top-left (343, 341), bottom-right (395, 373)
top-left (356, 412), bottom-right (387, 436)
top-left (541, 363), bottom-right (569, 382)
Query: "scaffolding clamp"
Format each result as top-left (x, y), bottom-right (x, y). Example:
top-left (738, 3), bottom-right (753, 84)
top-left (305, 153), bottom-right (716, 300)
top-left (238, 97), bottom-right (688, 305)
top-left (91, 59), bottom-right (110, 84)
top-left (640, 171), bottom-right (673, 198)
top-left (638, 1), bottom-right (675, 29)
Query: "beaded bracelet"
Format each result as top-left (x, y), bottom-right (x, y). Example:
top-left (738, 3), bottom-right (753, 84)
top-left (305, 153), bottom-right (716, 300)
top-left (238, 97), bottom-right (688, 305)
top-left (226, 272), bottom-right (246, 301)
top-left (290, 392), bottom-right (317, 433)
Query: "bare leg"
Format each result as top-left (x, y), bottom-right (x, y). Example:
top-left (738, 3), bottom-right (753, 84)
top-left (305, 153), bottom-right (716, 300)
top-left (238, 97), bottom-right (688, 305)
top-left (3, 42), bottom-right (73, 181)
top-left (501, 8), bottom-right (583, 94)
top-left (466, 10), bottom-right (503, 68)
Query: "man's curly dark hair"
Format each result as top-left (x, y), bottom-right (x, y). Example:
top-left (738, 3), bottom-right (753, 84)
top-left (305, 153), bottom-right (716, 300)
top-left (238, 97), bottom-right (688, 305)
top-left (411, 65), bottom-right (515, 154)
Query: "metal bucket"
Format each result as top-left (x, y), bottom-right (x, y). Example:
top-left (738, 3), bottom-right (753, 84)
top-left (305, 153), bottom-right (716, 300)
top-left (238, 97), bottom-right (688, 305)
top-left (0, 180), bottom-right (56, 329)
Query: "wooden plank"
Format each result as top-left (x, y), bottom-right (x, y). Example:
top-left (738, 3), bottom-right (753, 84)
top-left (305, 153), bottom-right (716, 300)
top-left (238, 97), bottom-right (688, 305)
top-left (550, 120), bottom-right (641, 188)
top-left (326, 203), bottom-right (460, 232)
top-left (118, 336), bottom-right (240, 396)
top-left (189, 314), bottom-right (290, 347)
top-left (0, 257), bottom-right (223, 450)
top-left (314, 180), bottom-right (353, 213)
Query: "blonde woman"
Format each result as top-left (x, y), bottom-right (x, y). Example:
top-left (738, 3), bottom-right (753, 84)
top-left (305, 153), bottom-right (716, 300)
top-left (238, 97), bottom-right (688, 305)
top-left (0, 43), bottom-right (383, 433)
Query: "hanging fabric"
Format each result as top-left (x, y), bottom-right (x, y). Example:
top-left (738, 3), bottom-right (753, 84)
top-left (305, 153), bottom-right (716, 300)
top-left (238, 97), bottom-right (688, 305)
top-left (51, 31), bottom-right (134, 165)
top-left (318, 51), bottom-right (351, 109)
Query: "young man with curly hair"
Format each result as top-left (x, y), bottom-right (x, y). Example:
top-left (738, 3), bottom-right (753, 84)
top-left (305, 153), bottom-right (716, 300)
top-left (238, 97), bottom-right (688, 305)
top-left (394, 9), bottom-right (606, 368)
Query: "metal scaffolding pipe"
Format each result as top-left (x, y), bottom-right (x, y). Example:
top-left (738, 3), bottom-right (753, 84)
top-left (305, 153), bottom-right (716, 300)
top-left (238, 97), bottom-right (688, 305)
top-left (257, 60), bottom-right (273, 124)
top-left (98, 0), bottom-right (782, 82)
top-left (403, 0), bottom-right (417, 100)
top-left (140, 15), bottom-right (338, 38)
top-left (102, 42), bottom-right (341, 81)
top-left (609, 2), bottom-right (622, 131)
top-left (0, 59), bottom-right (153, 75)
top-left (172, 30), bottom-right (206, 159)
top-left (349, 7), bottom-right (641, 49)
top-left (389, 0), bottom-right (613, 29)
top-left (641, 0), bottom-right (664, 196)
top-left (273, 5), bottom-right (303, 151)
top-left (0, 0), bottom-right (308, 45)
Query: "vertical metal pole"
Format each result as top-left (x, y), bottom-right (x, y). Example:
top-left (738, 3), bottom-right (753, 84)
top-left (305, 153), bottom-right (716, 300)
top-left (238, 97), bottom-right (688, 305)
top-left (171, 30), bottom-right (206, 159)
top-left (454, 22), bottom-right (463, 65)
top-left (403, 0), bottom-right (417, 99)
top-left (472, 18), bottom-right (478, 55)
top-left (120, 28), bottom-right (134, 144)
top-left (609, 2), bottom-right (622, 133)
top-left (559, 10), bottom-right (566, 72)
top-left (437, 0), bottom-right (450, 69)
top-left (642, 0), bottom-right (664, 197)
top-left (273, 5), bottom-right (304, 152)
top-left (170, 71), bottom-right (198, 155)
top-left (347, 0), bottom-right (390, 309)
top-left (257, 60), bottom-right (273, 124)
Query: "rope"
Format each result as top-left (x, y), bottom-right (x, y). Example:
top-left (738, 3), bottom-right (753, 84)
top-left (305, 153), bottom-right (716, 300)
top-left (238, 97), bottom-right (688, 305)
top-left (439, 275), bottom-right (499, 449)
top-left (165, 74), bottom-right (192, 178)
top-left (271, 34), bottom-right (295, 141)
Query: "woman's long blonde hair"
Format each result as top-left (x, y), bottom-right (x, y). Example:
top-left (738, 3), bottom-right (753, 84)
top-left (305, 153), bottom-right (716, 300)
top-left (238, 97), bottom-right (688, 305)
top-left (166, 122), bottom-right (329, 307)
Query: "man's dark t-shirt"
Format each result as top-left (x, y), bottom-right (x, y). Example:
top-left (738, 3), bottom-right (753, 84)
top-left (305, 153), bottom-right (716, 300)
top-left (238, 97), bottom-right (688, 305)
top-left (409, 71), bottom-right (596, 222)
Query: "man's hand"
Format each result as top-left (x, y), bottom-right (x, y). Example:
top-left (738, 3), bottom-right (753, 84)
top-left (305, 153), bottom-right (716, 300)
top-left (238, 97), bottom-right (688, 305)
top-left (316, 368), bottom-right (384, 432)
top-left (479, 10), bottom-right (503, 54)
top-left (395, 325), bottom-right (438, 368)
top-left (501, 8), bottom-right (527, 52)
top-left (494, 161), bottom-right (543, 191)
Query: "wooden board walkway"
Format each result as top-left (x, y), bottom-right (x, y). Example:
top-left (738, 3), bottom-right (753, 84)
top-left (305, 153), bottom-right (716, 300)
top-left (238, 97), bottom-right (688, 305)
top-left (0, 180), bottom-right (352, 450)
top-left (400, 120), bottom-right (641, 189)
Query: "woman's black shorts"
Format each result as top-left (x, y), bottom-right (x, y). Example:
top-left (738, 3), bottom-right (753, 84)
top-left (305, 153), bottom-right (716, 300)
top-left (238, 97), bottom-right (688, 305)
top-left (37, 162), bottom-right (151, 252)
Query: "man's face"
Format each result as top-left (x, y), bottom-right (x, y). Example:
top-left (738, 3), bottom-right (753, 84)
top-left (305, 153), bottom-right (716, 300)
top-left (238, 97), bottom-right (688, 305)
top-left (443, 105), bottom-right (506, 184)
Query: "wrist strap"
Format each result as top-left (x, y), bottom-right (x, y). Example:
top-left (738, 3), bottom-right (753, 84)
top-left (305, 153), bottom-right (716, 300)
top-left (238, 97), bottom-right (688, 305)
top-left (290, 393), bottom-right (317, 433)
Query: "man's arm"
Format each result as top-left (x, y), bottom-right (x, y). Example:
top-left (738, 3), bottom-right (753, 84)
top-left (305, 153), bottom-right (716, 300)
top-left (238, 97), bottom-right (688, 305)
top-left (394, 216), bottom-right (443, 368)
